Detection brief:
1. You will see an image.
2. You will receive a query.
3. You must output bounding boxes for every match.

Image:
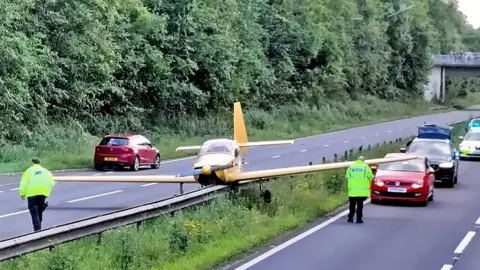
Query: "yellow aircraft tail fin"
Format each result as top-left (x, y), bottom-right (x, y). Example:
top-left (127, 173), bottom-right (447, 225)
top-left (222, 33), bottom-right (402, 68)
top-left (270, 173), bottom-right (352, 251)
top-left (234, 102), bottom-right (249, 153)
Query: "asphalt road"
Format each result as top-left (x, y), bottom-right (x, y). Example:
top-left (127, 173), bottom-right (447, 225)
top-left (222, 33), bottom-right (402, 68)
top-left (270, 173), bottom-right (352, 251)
top-left (0, 108), bottom-right (479, 241)
top-left (228, 159), bottom-right (480, 270)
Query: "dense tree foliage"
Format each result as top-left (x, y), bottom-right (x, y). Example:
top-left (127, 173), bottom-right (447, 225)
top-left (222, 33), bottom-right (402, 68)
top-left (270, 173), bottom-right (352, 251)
top-left (0, 0), bottom-right (478, 144)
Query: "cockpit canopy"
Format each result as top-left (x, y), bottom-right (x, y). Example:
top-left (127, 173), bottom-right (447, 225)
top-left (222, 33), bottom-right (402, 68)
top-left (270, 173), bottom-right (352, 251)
top-left (198, 139), bottom-right (239, 157)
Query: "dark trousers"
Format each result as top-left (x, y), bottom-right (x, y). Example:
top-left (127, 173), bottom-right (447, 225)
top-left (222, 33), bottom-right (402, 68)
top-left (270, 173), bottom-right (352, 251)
top-left (27, 195), bottom-right (47, 231)
top-left (348, 196), bottom-right (367, 221)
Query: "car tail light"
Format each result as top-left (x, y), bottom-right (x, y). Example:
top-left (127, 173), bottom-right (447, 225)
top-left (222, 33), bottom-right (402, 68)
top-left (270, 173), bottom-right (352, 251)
top-left (412, 180), bottom-right (424, 189)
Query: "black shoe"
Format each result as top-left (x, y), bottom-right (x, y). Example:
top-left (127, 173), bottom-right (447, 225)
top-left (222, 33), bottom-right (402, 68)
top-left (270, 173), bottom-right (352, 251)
top-left (356, 219), bottom-right (363, 224)
top-left (347, 218), bottom-right (353, 223)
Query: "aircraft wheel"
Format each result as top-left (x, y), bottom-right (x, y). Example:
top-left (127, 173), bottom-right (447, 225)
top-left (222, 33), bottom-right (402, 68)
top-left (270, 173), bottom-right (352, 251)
top-left (263, 190), bottom-right (272, 203)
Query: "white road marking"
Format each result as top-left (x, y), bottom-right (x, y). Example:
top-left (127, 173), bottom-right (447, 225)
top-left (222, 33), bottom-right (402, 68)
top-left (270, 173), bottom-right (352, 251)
top-left (300, 149), bottom-right (307, 152)
top-left (244, 162), bottom-right (250, 165)
top-left (388, 130), bottom-right (392, 133)
top-left (272, 155), bottom-right (280, 159)
top-left (92, 173), bottom-right (103, 176)
top-left (67, 190), bottom-right (123, 203)
top-left (106, 171), bottom-right (113, 174)
top-left (234, 199), bottom-right (371, 270)
top-left (323, 144), bottom-right (330, 147)
top-left (343, 140), bottom-right (349, 143)
top-left (361, 137), bottom-right (365, 139)
top-left (0, 210), bottom-right (29, 219)
top-left (440, 265), bottom-right (453, 270)
top-left (375, 133), bottom-right (379, 136)
top-left (162, 156), bottom-right (196, 164)
top-left (10, 188), bottom-right (19, 191)
top-left (0, 183), bottom-right (16, 187)
top-left (0, 191), bottom-right (4, 193)
top-left (476, 216), bottom-right (480, 226)
top-left (141, 183), bottom-right (157, 187)
top-left (454, 231), bottom-right (476, 254)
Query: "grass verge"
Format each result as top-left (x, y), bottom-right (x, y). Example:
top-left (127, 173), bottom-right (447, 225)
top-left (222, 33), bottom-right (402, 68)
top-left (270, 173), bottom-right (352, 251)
top-left (2, 121), bottom-right (467, 270)
top-left (1, 94), bottom-right (479, 173)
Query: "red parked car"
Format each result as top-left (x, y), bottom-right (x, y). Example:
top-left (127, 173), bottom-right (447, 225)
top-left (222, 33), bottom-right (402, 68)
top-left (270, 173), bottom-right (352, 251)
top-left (93, 134), bottom-right (161, 171)
top-left (370, 153), bottom-right (435, 206)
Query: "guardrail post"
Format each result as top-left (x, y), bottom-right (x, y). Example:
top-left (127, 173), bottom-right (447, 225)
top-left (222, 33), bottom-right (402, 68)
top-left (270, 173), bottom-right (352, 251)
top-left (309, 161), bottom-right (312, 165)
top-left (179, 183), bottom-right (184, 195)
top-left (368, 145), bottom-right (371, 151)
top-left (136, 221), bottom-right (142, 230)
top-left (97, 232), bottom-right (102, 244)
top-left (389, 141), bottom-right (392, 144)
top-left (334, 153), bottom-right (338, 162)
top-left (322, 157), bottom-right (326, 164)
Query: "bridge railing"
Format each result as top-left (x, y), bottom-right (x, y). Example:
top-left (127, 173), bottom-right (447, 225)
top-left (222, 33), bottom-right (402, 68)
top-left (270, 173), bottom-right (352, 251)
top-left (434, 54), bottom-right (480, 67)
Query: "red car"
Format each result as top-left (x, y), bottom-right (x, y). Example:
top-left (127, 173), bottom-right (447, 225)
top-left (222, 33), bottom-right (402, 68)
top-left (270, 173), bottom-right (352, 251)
top-left (93, 134), bottom-right (161, 171)
top-left (370, 153), bottom-right (435, 206)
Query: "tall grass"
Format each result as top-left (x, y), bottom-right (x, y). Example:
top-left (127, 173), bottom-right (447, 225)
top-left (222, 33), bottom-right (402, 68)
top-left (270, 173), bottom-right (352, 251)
top-left (3, 121), bottom-right (467, 270)
top-left (0, 95), bottom-right (475, 173)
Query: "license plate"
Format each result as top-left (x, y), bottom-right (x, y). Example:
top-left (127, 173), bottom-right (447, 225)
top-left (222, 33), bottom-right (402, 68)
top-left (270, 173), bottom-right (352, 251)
top-left (387, 187), bottom-right (407, 193)
top-left (104, 157), bottom-right (118, 161)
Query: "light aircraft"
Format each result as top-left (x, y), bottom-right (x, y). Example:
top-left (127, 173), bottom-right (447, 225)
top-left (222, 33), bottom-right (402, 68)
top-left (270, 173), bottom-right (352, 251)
top-left (55, 102), bottom-right (417, 201)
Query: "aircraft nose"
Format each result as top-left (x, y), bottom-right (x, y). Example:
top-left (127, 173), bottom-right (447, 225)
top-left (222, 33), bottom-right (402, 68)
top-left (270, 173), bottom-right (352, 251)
top-left (202, 165), bottom-right (212, 175)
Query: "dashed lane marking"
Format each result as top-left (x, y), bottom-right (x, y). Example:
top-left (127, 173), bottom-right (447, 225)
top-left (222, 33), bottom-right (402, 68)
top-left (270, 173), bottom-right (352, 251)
top-left (272, 155), bottom-right (280, 159)
top-left (441, 265), bottom-right (453, 270)
top-left (375, 133), bottom-right (379, 136)
top-left (0, 210), bottom-right (29, 219)
top-left (67, 190), bottom-right (123, 203)
top-left (324, 145), bottom-right (330, 147)
top-left (0, 183), bottom-right (16, 187)
top-left (10, 188), bottom-right (19, 191)
top-left (300, 149), bottom-right (307, 152)
top-left (344, 140), bottom-right (349, 143)
top-left (454, 231), bottom-right (476, 255)
top-left (141, 183), bottom-right (157, 187)
top-left (361, 137), bottom-right (365, 139)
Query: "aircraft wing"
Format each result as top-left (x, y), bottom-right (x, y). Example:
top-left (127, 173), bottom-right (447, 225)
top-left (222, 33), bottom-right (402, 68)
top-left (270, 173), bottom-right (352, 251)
top-left (53, 175), bottom-right (197, 183)
top-left (176, 145), bottom-right (202, 151)
top-left (238, 140), bottom-right (294, 147)
top-left (226, 155), bottom-right (417, 181)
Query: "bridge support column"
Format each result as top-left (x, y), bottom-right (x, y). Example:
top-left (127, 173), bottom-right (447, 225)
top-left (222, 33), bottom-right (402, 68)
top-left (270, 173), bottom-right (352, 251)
top-left (424, 66), bottom-right (445, 103)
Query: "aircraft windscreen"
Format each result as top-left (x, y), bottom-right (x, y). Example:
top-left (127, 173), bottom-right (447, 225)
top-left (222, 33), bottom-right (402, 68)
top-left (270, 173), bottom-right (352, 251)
top-left (198, 142), bottom-right (233, 156)
top-left (465, 132), bottom-right (480, 141)
top-left (378, 159), bottom-right (424, 172)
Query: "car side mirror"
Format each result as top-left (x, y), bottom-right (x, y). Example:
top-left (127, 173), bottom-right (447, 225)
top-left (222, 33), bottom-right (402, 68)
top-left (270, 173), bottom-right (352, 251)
top-left (459, 136), bottom-right (464, 140)
top-left (371, 166), bottom-right (377, 174)
top-left (399, 148), bottom-right (406, 153)
top-left (427, 167), bottom-right (435, 174)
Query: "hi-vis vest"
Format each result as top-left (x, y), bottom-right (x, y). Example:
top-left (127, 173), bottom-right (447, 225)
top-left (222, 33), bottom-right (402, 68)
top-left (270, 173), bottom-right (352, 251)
top-left (345, 160), bottom-right (373, 197)
top-left (19, 164), bottom-right (55, 198)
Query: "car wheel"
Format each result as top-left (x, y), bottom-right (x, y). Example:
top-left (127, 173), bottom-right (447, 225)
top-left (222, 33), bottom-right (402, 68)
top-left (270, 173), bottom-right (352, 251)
top-left (130, 156), bottom-right (140, 171)
top-left (94, 163), bottom-right (103, 171)
top-left (371, 199), bottom-right (380, 204)
top-left (453, 173), bottom-right (458, 184)
top-left (151, 154), bottom-right (160, 169)
top-left (420, 198), bottom-right (428, 207)
top-left (428, 192), bottom-right (434, 201)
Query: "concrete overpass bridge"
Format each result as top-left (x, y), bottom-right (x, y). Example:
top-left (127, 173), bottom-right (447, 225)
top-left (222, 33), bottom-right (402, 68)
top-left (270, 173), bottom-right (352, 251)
top-left (425, 54), bottom-right (480, 102)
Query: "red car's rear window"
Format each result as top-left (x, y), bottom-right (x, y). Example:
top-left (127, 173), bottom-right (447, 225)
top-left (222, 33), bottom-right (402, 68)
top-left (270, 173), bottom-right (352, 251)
top-left (99, 137), bottom-right (129, 146)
